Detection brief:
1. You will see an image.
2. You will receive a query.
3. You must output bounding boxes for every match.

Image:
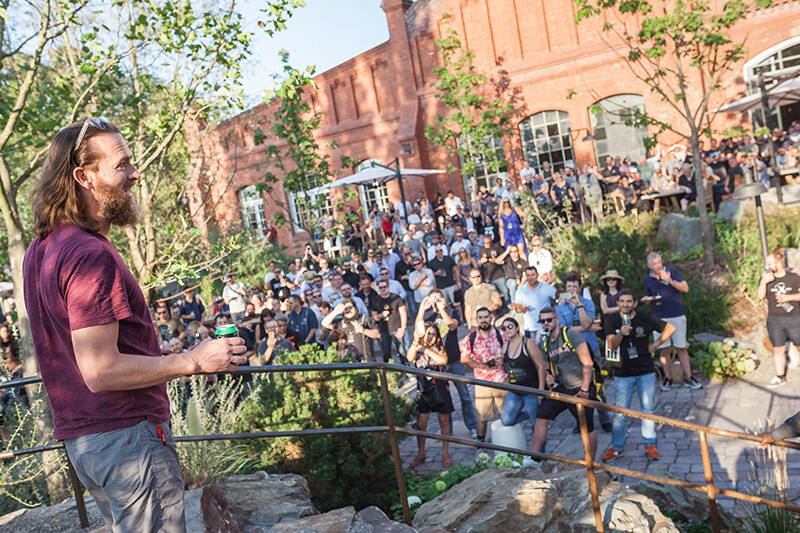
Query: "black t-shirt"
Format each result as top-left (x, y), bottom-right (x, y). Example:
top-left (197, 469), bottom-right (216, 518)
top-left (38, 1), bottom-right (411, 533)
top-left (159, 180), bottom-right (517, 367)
top-left (479, 244), bottom-right (506, 281)
top-left (422, 309), bottom-right (461, 364)
top-left (429, 256), bottom-right (457, 289)
top-left (333, 315), bottom-right (377, 360)
top-left (505, 257), bottom-right (528, 283)
top-left (343, 271), bottom-right (360, 289)
top-left (369, 293), bottom-right (406, 333)
top-left (604, 311), bottom-right (667, 377)
top-left (766, 273), bottom-right (800, 318)
top-left (394, 260), bottom-right (413, 291)
top-left (355, 288), bottom-right (379, 311)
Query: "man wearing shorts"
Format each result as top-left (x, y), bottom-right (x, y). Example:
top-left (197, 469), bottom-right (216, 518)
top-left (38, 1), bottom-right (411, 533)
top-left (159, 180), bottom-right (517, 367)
top-left (532, 307), bottom-right (598, 459)
top-left (757, 251), bottom-right (800, 387)
top-left (642, 252), bottom-right (702, 391)
top-left (23, 119), bottom-right (248, 532)
top-left (461, 307), bottom-right (507, 444)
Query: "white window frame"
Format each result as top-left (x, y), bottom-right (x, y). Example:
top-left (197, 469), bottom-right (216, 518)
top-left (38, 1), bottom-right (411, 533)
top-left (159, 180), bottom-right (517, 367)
top-left (288, 188), bottom-right (333, 234)
top-left (743, 37), bottom-right (800, 130)
top-left (356, 159), bottom-right (390, 214)
top-left (239, 184), bottom-right (266, 234)
top-left (458, 136), bottom-right (508, 200)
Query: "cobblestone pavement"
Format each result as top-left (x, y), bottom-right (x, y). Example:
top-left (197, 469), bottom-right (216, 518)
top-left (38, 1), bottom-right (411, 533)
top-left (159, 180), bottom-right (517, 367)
top-left (395, 354), bottom-right (800, 512)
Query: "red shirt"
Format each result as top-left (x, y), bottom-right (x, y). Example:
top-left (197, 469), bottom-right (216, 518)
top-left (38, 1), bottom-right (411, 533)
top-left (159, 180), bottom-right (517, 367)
top-left (23, 225), bottom-right (169, 440)
top-left (460, 327), bottom-right (508, 383)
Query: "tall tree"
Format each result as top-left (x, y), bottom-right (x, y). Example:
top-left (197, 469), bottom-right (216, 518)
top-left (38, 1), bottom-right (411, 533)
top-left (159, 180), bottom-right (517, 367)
top-left (254, 52), bottom-right (337, 242)
top-left (424, 13), bottom-right (513, 197)
top-left (0, 0), bottom-right (304, 503)
top-left (575, 0), bottom-right (773, 271)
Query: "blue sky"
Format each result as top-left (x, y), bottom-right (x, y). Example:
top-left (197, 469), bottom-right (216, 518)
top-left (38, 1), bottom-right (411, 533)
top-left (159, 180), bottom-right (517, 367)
top-left (240, 1), bottom-right (390, 104)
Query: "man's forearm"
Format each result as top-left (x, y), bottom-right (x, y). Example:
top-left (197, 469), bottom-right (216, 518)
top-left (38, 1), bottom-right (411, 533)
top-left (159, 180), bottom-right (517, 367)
top-left (771, 412), bottom-right (800, 442)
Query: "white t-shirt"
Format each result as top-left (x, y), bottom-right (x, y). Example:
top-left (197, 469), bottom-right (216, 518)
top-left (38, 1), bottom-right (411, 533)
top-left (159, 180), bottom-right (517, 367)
top-left (444, 196), bottom-right (463, 216)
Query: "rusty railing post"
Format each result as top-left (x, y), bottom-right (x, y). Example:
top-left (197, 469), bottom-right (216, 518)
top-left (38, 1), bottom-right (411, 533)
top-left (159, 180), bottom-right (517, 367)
top-left (378, 366), bottom-right (412, 526)
top-left (699, 431), bottom-right (722, 533)
top-left (577, 403), bottom-right (604, 533)
top-left (65, 449), bottom-right (90, 529)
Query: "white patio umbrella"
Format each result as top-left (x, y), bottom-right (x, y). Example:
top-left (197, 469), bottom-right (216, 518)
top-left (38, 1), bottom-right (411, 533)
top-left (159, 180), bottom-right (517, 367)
top-left (708, 76), bottom-right (800, 114)
top-left (308, 166), bottom-right (445, 195)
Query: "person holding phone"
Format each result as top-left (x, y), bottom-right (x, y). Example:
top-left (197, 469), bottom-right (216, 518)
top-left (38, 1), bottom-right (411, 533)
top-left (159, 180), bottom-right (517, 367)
top-left (757, 251), bottom-right (800, 387)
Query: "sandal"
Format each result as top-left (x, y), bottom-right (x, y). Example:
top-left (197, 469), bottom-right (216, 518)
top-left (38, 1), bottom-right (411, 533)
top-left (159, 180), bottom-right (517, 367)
top-left (442, 452), bottom-right (452, 468)
top-left (409, 454), bottom-right (426, 468)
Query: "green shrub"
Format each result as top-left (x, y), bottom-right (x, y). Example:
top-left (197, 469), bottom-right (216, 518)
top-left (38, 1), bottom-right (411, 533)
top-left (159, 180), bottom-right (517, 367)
top-left (168, 375), bottom-right (255, 488)
top-left (237, 344), bottom-right (414, 513)
top-left (690, 340), bottom-right (757, 381)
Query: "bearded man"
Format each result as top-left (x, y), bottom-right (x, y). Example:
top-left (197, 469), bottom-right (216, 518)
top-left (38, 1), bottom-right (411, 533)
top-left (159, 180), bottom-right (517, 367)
top-left (23, 119), bottom-right (248, 532)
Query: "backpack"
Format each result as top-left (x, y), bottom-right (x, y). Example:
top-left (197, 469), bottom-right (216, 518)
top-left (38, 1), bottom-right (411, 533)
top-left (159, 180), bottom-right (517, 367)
top-left (541, 326), bottom-right (604, 401)
top-left (468, 328), bottom-right (504, 353)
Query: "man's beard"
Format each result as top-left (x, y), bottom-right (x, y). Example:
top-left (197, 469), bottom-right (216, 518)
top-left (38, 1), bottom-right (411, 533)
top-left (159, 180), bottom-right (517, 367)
top-left (478, 322), bottom-right (491, 331)
top-left (93, 180), bottom-right (141, 227)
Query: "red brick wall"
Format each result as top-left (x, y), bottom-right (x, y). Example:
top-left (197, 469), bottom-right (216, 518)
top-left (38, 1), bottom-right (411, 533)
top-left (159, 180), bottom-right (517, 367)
top-left (189, 0), bottom-right (800, 251)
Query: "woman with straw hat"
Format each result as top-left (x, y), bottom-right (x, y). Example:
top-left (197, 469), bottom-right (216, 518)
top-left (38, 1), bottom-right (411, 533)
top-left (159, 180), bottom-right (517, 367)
top-left (599, 270), bottom-right (625, 317)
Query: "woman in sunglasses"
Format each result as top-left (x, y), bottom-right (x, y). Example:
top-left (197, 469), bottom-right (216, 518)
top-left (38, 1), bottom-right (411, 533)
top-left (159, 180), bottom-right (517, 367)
top-left (499, 318), bottom-right (546, 432)
top-left (407, 323), bottom-right (454, 468)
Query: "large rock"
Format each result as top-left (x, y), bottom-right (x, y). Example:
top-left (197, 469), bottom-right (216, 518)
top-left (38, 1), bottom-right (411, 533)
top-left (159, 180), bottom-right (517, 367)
top-left (657, 214), bottom-right (703, 256)
top-left (412, 466), bottom-right (679, 532)
top-left (633, 479), bottom-right (737, 529)
top-left (269, 505), bottom-right (418, 532)
top-left (716, 199), bottom-right (746, 223)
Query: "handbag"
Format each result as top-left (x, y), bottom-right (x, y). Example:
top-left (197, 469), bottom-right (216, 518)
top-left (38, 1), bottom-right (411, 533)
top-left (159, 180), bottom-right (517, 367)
top-left (419, 377), bottom-right (445, 409)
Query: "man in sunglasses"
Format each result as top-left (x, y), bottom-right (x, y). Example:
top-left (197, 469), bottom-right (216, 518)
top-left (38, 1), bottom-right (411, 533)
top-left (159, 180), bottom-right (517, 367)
top-left (532, 307), bottom-right (598, 459)
top-left (24, 119), bottom-right (247, 531)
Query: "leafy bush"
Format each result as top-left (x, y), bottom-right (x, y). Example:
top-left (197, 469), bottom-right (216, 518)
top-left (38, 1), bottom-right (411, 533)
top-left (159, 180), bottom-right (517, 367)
top-left (237, 344), bottom-right (414, 513)
top-left (654, 497), bottom-right (715, 533)
top-left (742, 437), bottom-right (799, 533)
top-left (690, 340), bottom-right (757, 381)
top-left (168, 375), bottom-right (255, 488)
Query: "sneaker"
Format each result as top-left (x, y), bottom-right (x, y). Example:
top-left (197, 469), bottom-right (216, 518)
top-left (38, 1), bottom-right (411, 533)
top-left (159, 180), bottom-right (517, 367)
top-left (469, 428), bottom-right (478, 439)
top-left (645, 445), bottom-right (660, 461)
top-left (659, 378), bottom-right (673, 392)
top-left (602, 447), bottom-right (624, 463)
top-left (767, 376), bottom-right (787, 388)
top-left (522, 456), bottom-right (541, 468)
top-left (683, 377), bottom-right (703, 390)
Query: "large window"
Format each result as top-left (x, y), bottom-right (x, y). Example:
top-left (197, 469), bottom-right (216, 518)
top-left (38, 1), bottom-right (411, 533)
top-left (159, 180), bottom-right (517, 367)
top-left (288, 177), bottom-right (333, 234)
top-left (356, 159), bottom-right (390, 214)
top-left (458, 136), bottom-right (508, 200)
top-left (744, 37), bottom-right (800, 130)
top-left (589, 94), bottom-right (649, 165)
top-left (519, 111), bottom-right (574, 173)
top-left (239, 185), bottom-right (266, 234)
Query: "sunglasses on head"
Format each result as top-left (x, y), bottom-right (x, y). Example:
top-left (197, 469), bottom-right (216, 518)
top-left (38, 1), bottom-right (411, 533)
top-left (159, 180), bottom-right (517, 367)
top-left (74, 117), bottom-right (107, 154)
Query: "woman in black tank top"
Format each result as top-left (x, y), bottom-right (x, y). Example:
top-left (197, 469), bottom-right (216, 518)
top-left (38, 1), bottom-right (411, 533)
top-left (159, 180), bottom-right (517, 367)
top-left (600, 270), bottom-right (625, 317)
top-left (498, 318), bottom-right (546, 430)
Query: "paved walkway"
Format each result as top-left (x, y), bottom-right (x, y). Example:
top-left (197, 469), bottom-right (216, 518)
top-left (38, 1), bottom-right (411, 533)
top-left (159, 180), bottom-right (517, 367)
top-left (395, 352), bottom-right (800, 512)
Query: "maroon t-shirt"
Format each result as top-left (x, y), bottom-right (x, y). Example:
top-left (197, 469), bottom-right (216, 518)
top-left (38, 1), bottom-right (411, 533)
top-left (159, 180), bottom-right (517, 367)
top-left (23, 225), bottom-right (169, 440)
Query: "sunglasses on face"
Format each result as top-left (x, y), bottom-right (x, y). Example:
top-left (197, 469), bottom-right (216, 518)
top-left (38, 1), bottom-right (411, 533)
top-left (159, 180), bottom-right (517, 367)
top-left (540, 317), bottom-right (556, 324)
top-left (502, 324), bottom-right (515, 330)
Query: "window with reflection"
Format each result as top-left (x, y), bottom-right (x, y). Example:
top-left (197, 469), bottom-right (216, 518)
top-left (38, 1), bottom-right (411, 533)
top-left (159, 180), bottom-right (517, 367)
top-left (458, 136), bottom-right (507, 199)
top-left (589, 94), bottom-right (649, 165)
top-left (356, 159), bottom-right (390, 213)
top-left (518, 111), bottom-right (574, 174)
top-left (239, 185), bottom-right (266, 233)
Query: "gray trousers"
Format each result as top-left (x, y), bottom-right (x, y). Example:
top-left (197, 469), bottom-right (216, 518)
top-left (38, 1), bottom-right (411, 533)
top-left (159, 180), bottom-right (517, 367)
top-left (65, 420), bottom-right (186, 533)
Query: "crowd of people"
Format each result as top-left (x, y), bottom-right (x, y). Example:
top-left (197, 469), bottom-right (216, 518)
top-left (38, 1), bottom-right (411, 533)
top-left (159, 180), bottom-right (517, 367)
top-left (151, 168), bottom-right (714, 466)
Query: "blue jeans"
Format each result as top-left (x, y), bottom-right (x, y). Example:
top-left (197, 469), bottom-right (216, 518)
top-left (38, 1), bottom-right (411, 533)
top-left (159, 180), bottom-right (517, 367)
top-left (489, 277), bottom-right (510, 307)
top-left (611, 372), bottom-right (657, 450)
top-left (500, 390), bottom-right (539, 426)
top-left (446, 361), bottom-right (477, 432)
top-left (506, 278), bottom-right (518, 303)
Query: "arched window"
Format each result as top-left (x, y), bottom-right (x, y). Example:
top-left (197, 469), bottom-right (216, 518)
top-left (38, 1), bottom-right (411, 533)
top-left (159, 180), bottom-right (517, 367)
top-left (589, 94), bottom-right (649, 165)
top-left (356, 159), bottom-right (390, 213)
top-left (744, 37), bottom-right (800, 130)
top-left (239, 185), bottom-right (266, 234)
top-left (518, 111), bottom-right (574, 173)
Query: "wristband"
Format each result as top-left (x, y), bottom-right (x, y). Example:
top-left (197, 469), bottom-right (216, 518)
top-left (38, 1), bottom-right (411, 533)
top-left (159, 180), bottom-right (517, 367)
top-left (577, 305), bottom-right (584, 309)
top-left (580, 389), bottom-right (589, 394)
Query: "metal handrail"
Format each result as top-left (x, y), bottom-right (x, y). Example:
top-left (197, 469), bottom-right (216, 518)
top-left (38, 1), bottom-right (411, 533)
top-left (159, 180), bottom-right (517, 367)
top-left (3, 363), bottom-right (799, 532)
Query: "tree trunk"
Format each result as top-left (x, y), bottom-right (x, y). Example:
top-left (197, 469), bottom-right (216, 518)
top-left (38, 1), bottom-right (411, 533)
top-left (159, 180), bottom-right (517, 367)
top-left (7, 226), bottom-right (70, 504)
top-left (689, 133), bottom-right (716, 272)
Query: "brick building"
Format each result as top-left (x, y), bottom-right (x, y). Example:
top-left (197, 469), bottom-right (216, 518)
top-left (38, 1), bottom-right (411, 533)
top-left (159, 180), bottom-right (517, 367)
top-left (188, 0), bottom-right (800, 252)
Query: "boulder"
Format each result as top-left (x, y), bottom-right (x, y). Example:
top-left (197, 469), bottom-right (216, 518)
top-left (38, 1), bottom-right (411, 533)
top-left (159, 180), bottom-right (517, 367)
top-left (269, 505), bottom-right (418, 532)
top-left (657, 214), bottom-right (702, 256)
top-left (633, 479), bottom-right (737, 529)
top-left (716, 199), bottom-right (746, 223)
top-left (412, 466), bottom-right (679, 532)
